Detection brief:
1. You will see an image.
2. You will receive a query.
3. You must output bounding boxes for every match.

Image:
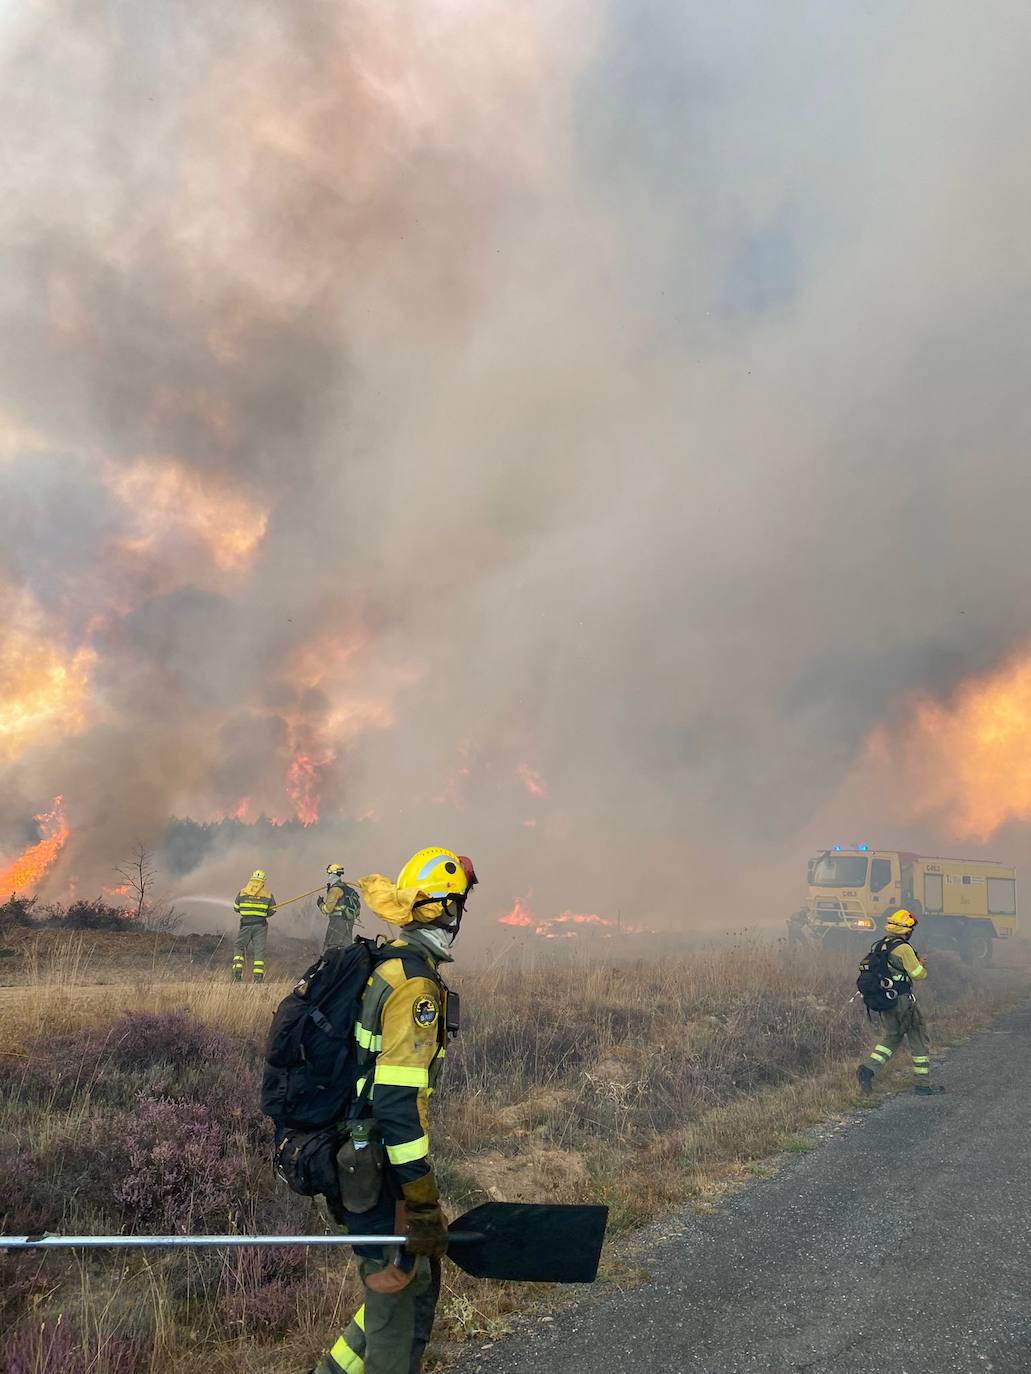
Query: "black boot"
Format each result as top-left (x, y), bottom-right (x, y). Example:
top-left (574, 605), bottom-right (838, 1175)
top-left (856, 1065), bottom-right (875, 1095)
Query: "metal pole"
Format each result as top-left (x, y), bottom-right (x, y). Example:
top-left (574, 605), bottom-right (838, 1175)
top-left (1, 1232), bottom-right (479, 1251)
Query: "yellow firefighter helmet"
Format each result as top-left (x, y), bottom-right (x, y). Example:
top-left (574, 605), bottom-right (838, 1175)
top-left (397, 848), bottom-right (469, 902)
top-left (326, 863), bottom-right (345, 877)
top-left (397, 847), bottom-right (470, 928)
top-left (885, 907), bottom-right (918, 933)
top-left (251, 869), bottom-right (267, 883)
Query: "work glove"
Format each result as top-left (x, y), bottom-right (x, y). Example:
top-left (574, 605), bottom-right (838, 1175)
top-left (404, 1204), bottom-right (448, 1259)
top-left (401, 1172), bottom-right (446, 1258)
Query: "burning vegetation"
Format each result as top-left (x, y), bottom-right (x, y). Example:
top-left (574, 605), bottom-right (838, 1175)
top-left (3, 0), bottom-right (1031, 928)
top-left (0, 797), bottom-right (69, 895)
top-left (497, 894), bottom-right (641, 940)
top-left (869, 652), bottom-right (1031, 843)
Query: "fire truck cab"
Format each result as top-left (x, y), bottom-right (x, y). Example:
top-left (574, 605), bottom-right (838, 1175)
top-left (788, 846), bottom-right (1016, 965)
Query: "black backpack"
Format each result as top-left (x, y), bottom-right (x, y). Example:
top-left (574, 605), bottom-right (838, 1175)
top-left (261, 937), bottom-right (392, 1131)
top-left (261, 937), bottom-right (435, 1204)
top-left (856, 937), bottom-right (910, 1016)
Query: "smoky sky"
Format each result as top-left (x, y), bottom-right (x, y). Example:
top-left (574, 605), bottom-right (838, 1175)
top-left (3, 0), bottom-right (1031, 933)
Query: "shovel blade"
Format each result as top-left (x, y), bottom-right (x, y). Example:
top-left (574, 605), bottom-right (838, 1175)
top-left (447, 1202), bottom-right (608, 1283)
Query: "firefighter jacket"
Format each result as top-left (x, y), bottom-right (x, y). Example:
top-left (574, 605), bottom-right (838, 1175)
top-left (318, 879), bottom-right (361, 922)
top-left (886, 939), bottom-right (927, 985)
top-left (234, 884), bottom-right (277, 922)
top-left (353, 932), bottom-right (449, 1190)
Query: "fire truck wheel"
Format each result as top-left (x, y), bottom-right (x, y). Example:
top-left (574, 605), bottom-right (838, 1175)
top-left (961, 930), bottom-right (993, 967)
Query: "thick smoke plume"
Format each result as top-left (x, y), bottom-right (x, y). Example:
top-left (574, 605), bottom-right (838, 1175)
top-left (4, 2), bottom-right (1031, 939)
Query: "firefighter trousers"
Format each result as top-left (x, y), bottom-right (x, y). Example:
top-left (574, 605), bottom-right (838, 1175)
top-left (316, 1193), bottom-right (440, 1374)
top-left (232, 918), bottom-right (267, 979)
top-left (865, 998), bottom-right (930, 1082)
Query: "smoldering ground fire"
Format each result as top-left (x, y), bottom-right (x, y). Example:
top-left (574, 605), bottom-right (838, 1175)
top-left (5, 2), bottom-right (1031, 932)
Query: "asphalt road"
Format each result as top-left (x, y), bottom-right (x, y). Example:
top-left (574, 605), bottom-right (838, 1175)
top-left (457, 999), bottom-right (1031, 1374)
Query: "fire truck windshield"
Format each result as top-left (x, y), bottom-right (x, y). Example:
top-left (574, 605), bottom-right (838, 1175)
top-left (811, 855), bottom-right (868, 887)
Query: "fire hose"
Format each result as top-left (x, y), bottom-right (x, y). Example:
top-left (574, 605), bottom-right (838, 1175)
top-left (274, 885), bottom-right (328, 911)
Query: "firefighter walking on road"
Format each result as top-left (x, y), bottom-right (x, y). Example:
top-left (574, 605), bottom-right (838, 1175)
top-left (857, 908), bottom-right (938, 1096)
top-left (310, 849), bottom-right (478, 1374)
top-left (318, 863), bottom-right (361, 950)
top-left (232, 869), bottom-right (276, 983)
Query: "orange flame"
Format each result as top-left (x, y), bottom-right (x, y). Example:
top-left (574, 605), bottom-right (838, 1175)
top-left (497, 896), bottom-right (629, 937)
top-left (552, 911), bottom-right (613, 926)
top-left (286, 752), bottom-right (322, 827)
top-left (0, 797), bottom-right (70, 894)
top-left (881, 652), bottom-right (1031, 841)
top-left (498, 897), bottom-right (534, 927)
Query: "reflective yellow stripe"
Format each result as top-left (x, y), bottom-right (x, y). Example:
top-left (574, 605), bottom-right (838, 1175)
top-left (386, 1134), bottom-right (430, 1165)
top-left (913, 1066), bottom-right (930, 1075)
top-left (912, 1055), bottom-right (929, 1063)
top-left (910, 963), bottom-right (925, 978)
top-left (874, 1045), bottom-right (893, 1057)
top-left (355, 1025), bottom-right (382, 1052)
top-left (374, 1064), bottom-right (429, 1088)
top-left (869, 1052), bottom-right (887, 1064)
top-left (353, 1305), bottom-right (365, 1332)
top-left (329, 1335), bottom-right (364, 1373)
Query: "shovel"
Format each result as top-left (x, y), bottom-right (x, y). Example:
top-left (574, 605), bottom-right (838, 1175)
top-left (1, 1202), bottom-right (608, 1284)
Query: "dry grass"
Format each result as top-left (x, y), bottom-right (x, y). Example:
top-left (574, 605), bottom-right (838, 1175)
top-left (0, 937), bottom-right (1024, 1373)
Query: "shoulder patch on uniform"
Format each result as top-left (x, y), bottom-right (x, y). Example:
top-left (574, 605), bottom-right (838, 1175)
top-left (413, 996), bottom-right (438, 1027)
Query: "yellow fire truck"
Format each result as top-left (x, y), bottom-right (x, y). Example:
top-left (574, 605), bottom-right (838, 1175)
top-left (788, 846), bottom-right (1017, 965)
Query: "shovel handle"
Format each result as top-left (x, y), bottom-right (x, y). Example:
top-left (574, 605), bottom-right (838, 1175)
top-left (2, 1231), bottom-right (486, 1251)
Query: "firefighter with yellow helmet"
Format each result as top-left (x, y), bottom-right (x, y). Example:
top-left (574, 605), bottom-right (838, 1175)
top-left (319, 863), bottom-right (361, 950)
top-left (310, 847), bottom-right (478, 1374)
top-left (857, 908), bottom-right (938, 1095)
top-left (231, 869), bottom-right (277, 983)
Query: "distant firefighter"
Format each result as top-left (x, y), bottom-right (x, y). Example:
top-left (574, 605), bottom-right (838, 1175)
top-left (232, 869), bottom-right (277, 983)
top-left (856, 908), bottom-right (938, 1095)
top-left (318, 863), bottom-right (361, 950)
